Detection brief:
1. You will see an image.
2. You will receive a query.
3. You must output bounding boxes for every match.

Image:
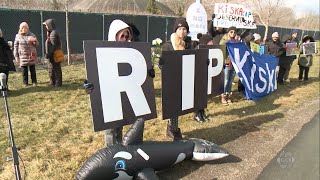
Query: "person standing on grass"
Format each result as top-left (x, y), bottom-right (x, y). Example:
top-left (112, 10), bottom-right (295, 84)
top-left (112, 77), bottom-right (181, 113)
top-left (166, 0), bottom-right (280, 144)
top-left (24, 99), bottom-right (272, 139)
top-left (43, 18), bottom-right (63, 87)
top-left (160, 17), bottom-right (192, 140)
top-left (14, 22), bottom-right (39, 87)
top-left (298, 35), bottom-right (315, 81)
top-left (0, 28), bottom-right (16, 88)
top-left (219, 26), bottom-right (250, 105)
top-left (283, 29), bottom-right (299, 82)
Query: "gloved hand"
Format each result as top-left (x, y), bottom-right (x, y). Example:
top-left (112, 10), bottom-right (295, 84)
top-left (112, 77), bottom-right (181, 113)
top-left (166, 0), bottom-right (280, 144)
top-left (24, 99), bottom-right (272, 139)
top-left (83, 80), bottom-right (94, 94)
top-left (148, 68), bottom-right (155, 78)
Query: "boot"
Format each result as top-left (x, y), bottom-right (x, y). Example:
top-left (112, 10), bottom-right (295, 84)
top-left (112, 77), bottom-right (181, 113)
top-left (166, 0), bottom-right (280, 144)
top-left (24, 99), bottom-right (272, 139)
top-left (200, 110), bottom-right (208, 122)
top-left (166, 123), bottom-right (183, 141)
top-left (194, 111), bottom-right (204, 123)
top-left (221, 93), bottom-right (228, 105)
top-left (226, 92), bottom-right (233, 104)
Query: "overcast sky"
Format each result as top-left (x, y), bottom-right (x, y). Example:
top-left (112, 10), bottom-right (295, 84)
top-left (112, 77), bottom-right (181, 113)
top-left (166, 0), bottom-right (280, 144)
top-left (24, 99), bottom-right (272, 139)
top-left (284, 0), bottom-right (319, 17)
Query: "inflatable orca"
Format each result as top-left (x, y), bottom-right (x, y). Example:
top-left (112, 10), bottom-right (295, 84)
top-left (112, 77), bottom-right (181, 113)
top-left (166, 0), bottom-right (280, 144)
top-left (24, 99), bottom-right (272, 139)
top-left (76, 119), bottom-right (228, 180)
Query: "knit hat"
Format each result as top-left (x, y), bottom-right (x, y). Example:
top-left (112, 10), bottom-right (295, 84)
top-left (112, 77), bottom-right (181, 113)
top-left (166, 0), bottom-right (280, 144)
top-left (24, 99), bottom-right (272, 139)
top-left (291, 29), bottom-right (298, 35)
top-left (173, 17), bottom-right (189, 33)
top-left (19, 22), bottom-right (29, 30)
top-left (272, 32), bottom-right (279, 38)
top-left (227, 26), bottom-right (237, 32)
top-left (197, 33), bottom-right (213, 45)
top-left (253, 33), bottom-right (261, 41)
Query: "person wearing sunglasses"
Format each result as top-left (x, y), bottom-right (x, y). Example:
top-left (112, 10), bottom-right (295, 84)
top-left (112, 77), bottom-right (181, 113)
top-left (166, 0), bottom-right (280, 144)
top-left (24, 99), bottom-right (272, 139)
top-left (219, 26), bottom-right (250, 105)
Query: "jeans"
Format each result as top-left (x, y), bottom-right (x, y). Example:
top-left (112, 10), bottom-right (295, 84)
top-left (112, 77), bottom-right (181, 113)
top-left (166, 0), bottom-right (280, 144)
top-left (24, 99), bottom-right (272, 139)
top-left (21, 65), bottom-right (37, 85)
top-left (224, 65), bottom-right (236, 94)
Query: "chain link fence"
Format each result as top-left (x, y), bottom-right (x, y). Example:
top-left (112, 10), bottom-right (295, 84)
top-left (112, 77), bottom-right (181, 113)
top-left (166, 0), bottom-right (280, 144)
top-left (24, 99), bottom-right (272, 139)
top-left (1, 8), bottom-right (319, 59)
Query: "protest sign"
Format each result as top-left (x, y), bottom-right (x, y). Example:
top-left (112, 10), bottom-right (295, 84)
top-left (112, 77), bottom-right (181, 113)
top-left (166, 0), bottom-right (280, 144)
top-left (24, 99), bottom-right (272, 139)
top-left (83, 41), bottom-right (157, 131)
top-left (286, 42), bottom-right (299, 56)
top-left (186, 0), bottom-right (208, 40)
top-left (250, 42), bottom-right (265, 55)
top-left (227, 43), bottom-right (278, 100)
top-left (161, 49), bottom-right (208, 119)
top-left (302, 42), bottom-right (317, 55)
top-left (213, 3), bottom-right (256, 29)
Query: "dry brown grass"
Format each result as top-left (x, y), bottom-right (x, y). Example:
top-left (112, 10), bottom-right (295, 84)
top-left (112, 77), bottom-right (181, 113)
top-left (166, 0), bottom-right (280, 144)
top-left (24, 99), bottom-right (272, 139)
top-left (0, 56), bottom-right (319, 179)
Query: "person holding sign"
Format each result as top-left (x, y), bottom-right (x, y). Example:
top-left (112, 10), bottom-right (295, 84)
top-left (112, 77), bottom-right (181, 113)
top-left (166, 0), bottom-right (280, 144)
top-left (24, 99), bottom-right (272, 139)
top-left (161, 17), bottom-right (192, 140)
top-left (298, 35), bottom-right (315, 81)
top-left (283, 29), bottom-right (300, 82)
top-left (219, 26), bottom-right (250, 105)
top-left (278, 34), bottom-right (297, 85)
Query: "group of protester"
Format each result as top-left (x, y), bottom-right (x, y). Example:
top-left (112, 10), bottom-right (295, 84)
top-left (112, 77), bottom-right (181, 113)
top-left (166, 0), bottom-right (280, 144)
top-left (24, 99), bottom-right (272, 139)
top-left (0, 18), bottom-right (63, 90)
top-left (0, 15), bottom-right (316, 146)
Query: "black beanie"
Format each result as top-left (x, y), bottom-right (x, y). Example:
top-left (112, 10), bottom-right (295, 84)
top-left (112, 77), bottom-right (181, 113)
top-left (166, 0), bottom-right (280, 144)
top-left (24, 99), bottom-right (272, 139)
top-left (197, 33), bottom-right (213, 45)
top-left (173, 17), bottom-right (189, 33)
top-left (227, 26), bottom-right (237, 32)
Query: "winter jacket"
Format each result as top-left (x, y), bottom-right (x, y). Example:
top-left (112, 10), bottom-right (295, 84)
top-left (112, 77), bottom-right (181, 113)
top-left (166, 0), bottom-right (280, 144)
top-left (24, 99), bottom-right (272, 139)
top-left (13, 32), bottom-right (38, 67)
top-left (265, 39), bottom-right (285, 58)
top-left (43, 19), bottom-right (62, 61)
top-left (162, 33), bottom-right (193, 51)
top-left (298, 45), bottom-right (313, 67)
top-left (0, 37), bottom-right (15, 71)
top-left (279, 34), bottom-right (296, 69)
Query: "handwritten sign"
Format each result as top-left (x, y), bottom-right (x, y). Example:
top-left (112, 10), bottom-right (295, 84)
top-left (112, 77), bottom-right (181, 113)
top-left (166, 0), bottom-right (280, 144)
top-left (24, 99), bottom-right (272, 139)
top-left (213, 3), bottom-right (256, 29)
top-left (286, 42), bottom-right (299, 56)
top-left (302, 42), bottom-right (317, 55)
top-left (250, 42), bottom-right (264, 55)
top-left (186, 1), bottom-right (208, 40)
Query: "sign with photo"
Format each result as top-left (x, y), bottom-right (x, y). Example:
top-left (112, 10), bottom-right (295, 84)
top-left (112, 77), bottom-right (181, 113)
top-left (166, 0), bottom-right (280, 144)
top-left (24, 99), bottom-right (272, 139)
top-left (302, 42), bottom-right (316, 55)
top-left (161, 49), bottom-right (209, 119)
top-left (213, 3), bottom-right (256, 29)
top-left (286, 42), bottom-right (299, 56)
top-left (83, 41), bottom-right (157, 131)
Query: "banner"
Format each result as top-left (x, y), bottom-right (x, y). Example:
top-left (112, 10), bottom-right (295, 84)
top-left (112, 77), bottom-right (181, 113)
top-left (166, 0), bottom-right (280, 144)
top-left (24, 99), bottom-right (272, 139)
top-left (83, 41), bottom-right (157, 131)
top-left (227, 43), bottom-right (278, 100)
top-left (213, 3), bottom-right (256, 29)
top-left (302, 42), bottom-right (317, 55)
top-left (186, 0), bottom-right (208, 41)
top-left (286, 42), bottom-right (299, 56)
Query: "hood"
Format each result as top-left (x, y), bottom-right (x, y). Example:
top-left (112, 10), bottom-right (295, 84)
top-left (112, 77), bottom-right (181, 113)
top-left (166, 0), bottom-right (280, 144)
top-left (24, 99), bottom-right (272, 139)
top-left (108, 20), bottom-right (130, 41)
top-left (43, 19), bottom-right (56, 31)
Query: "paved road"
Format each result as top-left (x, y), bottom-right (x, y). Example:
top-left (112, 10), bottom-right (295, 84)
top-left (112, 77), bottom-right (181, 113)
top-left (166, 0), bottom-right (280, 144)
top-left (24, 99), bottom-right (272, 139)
top-left (257, 112), bottom-right (319, 180)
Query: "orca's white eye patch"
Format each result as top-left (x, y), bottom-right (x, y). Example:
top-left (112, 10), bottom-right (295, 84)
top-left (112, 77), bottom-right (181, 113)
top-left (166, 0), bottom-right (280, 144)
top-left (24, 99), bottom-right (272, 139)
top-left (113, 151), bottom-right (132, 160)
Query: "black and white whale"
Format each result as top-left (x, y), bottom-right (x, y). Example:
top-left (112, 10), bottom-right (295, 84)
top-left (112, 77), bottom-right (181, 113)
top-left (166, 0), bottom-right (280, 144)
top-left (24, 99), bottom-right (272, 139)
top-left (76, 119), bottom-right (229, 180)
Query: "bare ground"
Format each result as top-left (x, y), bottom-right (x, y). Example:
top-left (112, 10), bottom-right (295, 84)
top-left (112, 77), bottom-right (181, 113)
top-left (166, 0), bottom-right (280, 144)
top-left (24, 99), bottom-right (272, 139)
top-left (158, 97), bottom-right (319, 180)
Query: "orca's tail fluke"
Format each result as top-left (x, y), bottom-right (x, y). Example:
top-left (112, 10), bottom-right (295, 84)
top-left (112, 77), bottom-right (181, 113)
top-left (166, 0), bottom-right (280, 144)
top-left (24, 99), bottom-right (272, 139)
top-left (188, 138), bottom-right (229, 161)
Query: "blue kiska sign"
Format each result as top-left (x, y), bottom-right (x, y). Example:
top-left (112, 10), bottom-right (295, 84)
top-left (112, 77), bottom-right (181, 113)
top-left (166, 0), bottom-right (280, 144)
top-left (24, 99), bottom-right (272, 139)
top-left (227, 43), bottom-right (279, 100)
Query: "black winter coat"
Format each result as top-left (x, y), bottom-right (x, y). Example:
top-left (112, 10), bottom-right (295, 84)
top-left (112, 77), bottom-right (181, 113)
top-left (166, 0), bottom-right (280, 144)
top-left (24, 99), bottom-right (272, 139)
top-left (0, 37), bottom-right (16, 71)
top-left (265, 39), bottom-right (285, 58)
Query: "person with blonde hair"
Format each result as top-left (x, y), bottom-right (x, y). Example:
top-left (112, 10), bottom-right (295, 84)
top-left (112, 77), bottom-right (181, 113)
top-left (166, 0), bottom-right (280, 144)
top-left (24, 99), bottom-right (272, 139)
top-left (14, 22), bottom-right (39, 87)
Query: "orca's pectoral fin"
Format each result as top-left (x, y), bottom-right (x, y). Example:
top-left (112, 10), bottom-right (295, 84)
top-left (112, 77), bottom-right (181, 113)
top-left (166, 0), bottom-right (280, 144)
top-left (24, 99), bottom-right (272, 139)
top-left (135, 168), bottom-right (159, 180)
top-left (122, 118), bottom-right (144, 146)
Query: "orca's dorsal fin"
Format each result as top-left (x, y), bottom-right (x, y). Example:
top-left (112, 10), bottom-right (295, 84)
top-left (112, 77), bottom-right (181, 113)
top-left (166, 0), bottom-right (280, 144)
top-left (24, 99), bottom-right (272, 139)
top-left (122, 118), bottom-right (144, 146)
top-left (136, 168), bottom-right (159, 180)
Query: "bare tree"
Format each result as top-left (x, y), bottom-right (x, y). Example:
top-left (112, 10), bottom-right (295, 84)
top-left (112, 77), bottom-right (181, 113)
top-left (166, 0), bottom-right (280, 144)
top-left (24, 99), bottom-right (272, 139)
top-left (249, 0), bottom-right (284, 40)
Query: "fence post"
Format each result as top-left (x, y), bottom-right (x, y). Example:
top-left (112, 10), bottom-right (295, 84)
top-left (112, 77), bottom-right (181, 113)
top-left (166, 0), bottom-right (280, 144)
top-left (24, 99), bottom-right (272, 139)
top-left (147, 16), bottom-right (149, 42)
top-left (40, 11), bottom-right (45, 62)
top-left (65, 0), bottom-right (71, 65)
top-left (103, 14), bottom-right (105, 41)
top-left (165, 18), bottom-right (168, 41)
